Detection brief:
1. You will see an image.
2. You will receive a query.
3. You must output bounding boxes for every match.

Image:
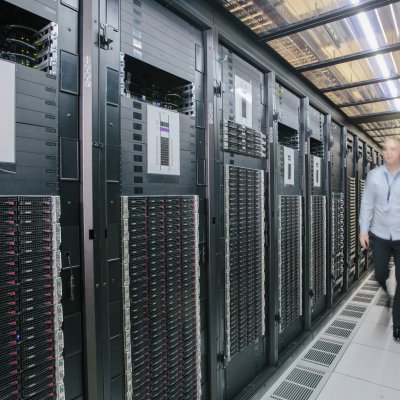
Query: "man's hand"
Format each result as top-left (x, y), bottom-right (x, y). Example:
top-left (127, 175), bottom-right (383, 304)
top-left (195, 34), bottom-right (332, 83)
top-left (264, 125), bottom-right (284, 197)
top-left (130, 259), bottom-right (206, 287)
top-left (359, 233), bottom-right (369, 250)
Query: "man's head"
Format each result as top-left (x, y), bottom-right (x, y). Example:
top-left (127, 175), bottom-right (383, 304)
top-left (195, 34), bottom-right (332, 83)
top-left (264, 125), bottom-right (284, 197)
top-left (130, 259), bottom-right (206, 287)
top-left (383, 138), bottom-right (400, 167)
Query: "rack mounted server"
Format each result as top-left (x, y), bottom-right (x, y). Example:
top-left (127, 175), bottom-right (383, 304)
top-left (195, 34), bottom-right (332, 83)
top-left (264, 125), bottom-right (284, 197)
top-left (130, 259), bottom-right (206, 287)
top-left (122, 196), bottom-right (201, 400)
top-left (0, 196), bottom-right (64, 400)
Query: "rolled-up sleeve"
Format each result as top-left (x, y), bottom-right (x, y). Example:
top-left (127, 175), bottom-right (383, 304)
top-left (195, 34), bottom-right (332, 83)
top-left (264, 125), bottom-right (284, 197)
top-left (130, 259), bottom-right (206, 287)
top-left (359, 171), bottom-right (375, 235)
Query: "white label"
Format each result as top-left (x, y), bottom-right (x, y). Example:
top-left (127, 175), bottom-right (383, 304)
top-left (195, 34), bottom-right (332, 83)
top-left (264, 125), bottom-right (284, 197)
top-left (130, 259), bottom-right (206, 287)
top-left (234, 75), bottom-right (252, 128)
top-left (83, 56), bottom-right (92, 88)
top-left (313, 156), bottom-right (321, 187)
top-left (133, 49), bottom-right (142, 59)
top-left (132, 38), bottom-right (142, 49)
top-left (284, 146), bottom-right (295, 186)
top-left (0, 60), bottom-right (15, 164)
top-left (147, 104), bottom-right (180, 176)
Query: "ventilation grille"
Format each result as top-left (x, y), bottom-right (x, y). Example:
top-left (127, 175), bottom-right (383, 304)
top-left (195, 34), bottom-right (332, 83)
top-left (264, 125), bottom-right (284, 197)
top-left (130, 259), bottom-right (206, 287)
top-left (340, 303), bottom-right (367, 319)
top-left (352, 292), bottom-right (375, 304)
top-left (302, 339), bottom-right (343, 367)
top-left (347, 177), bottom-right (356, 259)
top-left (362, 282), bottom-right (380, 291)
top-left (285, 366), bottom-right (324, 389)
top-left (376, 292), bottom-right (390, 306)
top-left (271, 381), bottom-right (314, 400)
top-left (224, 165), bottom-right (266, 360)
top-left (279, 195), bottom-right (302, 332)
top-left (310, 195), bottom-right (326, 305)
top-left (331, 193), bottom-right (344, 284)
top-left (324, 318), bottom-right (357, 339)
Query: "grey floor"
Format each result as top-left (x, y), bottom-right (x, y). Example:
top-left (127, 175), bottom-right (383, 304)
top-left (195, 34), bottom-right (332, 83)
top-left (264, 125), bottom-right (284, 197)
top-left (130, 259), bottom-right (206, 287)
top-left (258, 268), bottom-right (399, 400)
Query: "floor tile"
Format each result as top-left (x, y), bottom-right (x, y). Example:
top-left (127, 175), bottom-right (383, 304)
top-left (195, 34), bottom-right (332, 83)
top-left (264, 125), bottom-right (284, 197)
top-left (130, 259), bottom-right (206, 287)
top-left (317, 372), bottom-right (400, 400)
top-left (335, 342), bottom-right (400, 391)
top-left (353, 321), bottom-right (400, 353)
top-left (364, 305), bottom-right (393, 326)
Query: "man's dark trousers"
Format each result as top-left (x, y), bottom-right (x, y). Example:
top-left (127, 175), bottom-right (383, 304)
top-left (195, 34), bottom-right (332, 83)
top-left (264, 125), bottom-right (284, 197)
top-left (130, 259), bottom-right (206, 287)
top-left (371, 232), bottom-right (400, 327)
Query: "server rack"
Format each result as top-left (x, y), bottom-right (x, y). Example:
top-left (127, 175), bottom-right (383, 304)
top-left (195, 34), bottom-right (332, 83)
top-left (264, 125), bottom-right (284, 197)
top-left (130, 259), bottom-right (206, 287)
top-left (119, 1), bottom-right (205, 398)
top-left (356, 138), bottom-right (367, 278)
top-left (329, 122), bottom-right (345, 299)
top-left (305, 106), bottom-right (328, 322)
top-left (364, 145), bottom-right (374, 271)
top-left (344, 132), bottom-right (357, 289)
top-left (373, 149), bottom-right (380, 168)
top-left (214, 45), bottom-right (268, 400)
top-left (271, 83), bottom-right (304, 350)
top-left (0, 1), bottom-right (82, 399)
top-left (121, 196), bottom-right (201, 400)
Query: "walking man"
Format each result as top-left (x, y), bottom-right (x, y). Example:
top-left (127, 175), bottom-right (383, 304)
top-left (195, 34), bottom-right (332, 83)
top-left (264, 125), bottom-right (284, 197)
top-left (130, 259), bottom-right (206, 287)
top-left (359, 138), bottom-right (400, 341)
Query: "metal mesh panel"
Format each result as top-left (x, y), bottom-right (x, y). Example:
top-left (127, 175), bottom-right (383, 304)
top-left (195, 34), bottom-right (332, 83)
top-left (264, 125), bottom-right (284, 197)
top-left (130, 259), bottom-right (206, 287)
top-left (0, 196), bottom-right (63, 399)
top-left (347, 177), bottom-right (357, 260)
top-left (331, 193), bottom-right (344, 282)
top-left (224, 165), bottom-right (266, 360)
top-left (279, 195), bottom-right (302, 332)
top-left (310, 195), bottom-right (326, 304)
top-left (121, 196), bottom-right (201, 400)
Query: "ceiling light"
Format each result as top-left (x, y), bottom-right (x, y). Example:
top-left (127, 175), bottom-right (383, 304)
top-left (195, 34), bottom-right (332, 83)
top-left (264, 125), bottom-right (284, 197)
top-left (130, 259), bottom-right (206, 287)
top-left (390, 4), bottom-right (399, 37)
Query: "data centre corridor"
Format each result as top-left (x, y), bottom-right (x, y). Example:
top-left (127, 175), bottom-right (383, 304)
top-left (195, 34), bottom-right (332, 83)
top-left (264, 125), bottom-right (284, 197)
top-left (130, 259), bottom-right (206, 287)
top-left (1, 0), bottom-right (400, 400)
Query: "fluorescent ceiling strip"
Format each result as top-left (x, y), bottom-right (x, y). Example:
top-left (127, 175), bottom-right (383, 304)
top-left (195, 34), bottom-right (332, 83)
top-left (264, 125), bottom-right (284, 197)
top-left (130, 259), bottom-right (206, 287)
top-left (390, 4), bottom-right (399, 37)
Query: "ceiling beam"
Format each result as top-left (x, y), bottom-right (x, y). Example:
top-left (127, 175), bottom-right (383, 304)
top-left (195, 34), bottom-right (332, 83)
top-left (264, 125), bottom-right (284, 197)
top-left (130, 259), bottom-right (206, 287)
top-left (350, 111), bottom-right (400, 124)
top-left (337, 95), bottom-right (400, 108)
top-left (369, 132), bottom-right (400, 137)
top-left (321, 74), bottom-right (400, 93)
top-left (364, 127), bottom-right (400, 132)
top-left (296, 43), bottom-right (400, 73)
top-left (257, 0), bottom-right (396, 42)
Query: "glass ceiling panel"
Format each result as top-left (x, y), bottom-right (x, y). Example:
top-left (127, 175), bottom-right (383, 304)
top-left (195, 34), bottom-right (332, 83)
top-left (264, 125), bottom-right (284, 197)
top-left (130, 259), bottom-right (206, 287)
top-left (341, 100), bottom-right (400, 117)
top-left (302, 52), bottom-right (400, 90)
top-left (218, 0), bottom-right (366, 35)
top-left (268, 4), bottom-right (400, 68)
top-left (324, 80), bottom-right (400, 105)
top-left (360, 120), bottom-right (400, 131)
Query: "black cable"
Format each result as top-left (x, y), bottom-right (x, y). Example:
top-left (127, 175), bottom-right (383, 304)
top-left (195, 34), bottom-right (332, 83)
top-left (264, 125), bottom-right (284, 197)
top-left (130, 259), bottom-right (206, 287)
top-left (6, 38), bottom-right (38, 51)
top-left (0, 168), bottom-right (16, 174)
top-left (5, 24), bottom-right (42, 37)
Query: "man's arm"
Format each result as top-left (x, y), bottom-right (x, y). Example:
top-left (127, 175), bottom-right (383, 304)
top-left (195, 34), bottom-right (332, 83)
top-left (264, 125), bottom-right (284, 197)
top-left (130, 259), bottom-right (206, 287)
top-left (359, 171), bottom-right (375, 249)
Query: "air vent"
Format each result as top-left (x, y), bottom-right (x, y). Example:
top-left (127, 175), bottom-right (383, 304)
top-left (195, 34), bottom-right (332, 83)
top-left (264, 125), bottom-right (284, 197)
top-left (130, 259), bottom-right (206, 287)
top-left (303, 349), bottom-right (336, 367)
top-left (302, 339), bottom-right (343, 367)
top-left (285, 366), bottom-right (324, 389)
top-left (271, 381), bottom-right (314, 400)
top-left (325, 326), bottom-right (352, 338)
top-left (355, 292), bottom-right (375, 299)
top-left (346, 304), bottom-right (367, 312)
top-left (312, 339), bottom-right (342, 355)
top-left (362, 283), bottom-right (379, 291)
top-left (340, 309), bottom-right (362, 318)
top-left (330, 320), bottom-right (357, 330)
top-left (376, 293), bottom-right (390, 306)
top-left (352, 295), bottom-right (373, 304)
top-left (340, 303), bottom-right (366, 319)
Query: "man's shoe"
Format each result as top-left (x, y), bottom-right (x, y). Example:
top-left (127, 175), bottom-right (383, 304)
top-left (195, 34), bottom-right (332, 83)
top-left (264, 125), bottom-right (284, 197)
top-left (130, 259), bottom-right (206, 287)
top-left (393, 327), bottom-right (400, 341)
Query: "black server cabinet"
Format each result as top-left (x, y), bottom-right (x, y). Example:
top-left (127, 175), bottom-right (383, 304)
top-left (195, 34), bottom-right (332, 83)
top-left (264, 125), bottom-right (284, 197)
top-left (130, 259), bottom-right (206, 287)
top-left (344, 132), bottom-right (357, 289)
top-left (271, 83), bottom-right (304, 350)
top-left (364, 145), bottom-right (374, 271)
top-left (305, 106), bottom-right (328, 322)
top-left (119, 1), bottom-right (205, 399)
top-left (0, 0), bottom-right (83, 399)
top-left (213, 46), bottom-right (267, 400)
top-left (329, 122), bottom-right (345, 299)
top-left (356, 138), bottom-right (366, 278)
top-left (373, 150), bottom-right (379, 167)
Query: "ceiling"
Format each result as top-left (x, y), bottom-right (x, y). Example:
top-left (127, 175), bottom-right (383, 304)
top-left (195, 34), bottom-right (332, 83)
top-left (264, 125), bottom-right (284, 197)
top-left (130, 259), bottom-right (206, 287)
top-left (215, 0), bottom-right (400, 145)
